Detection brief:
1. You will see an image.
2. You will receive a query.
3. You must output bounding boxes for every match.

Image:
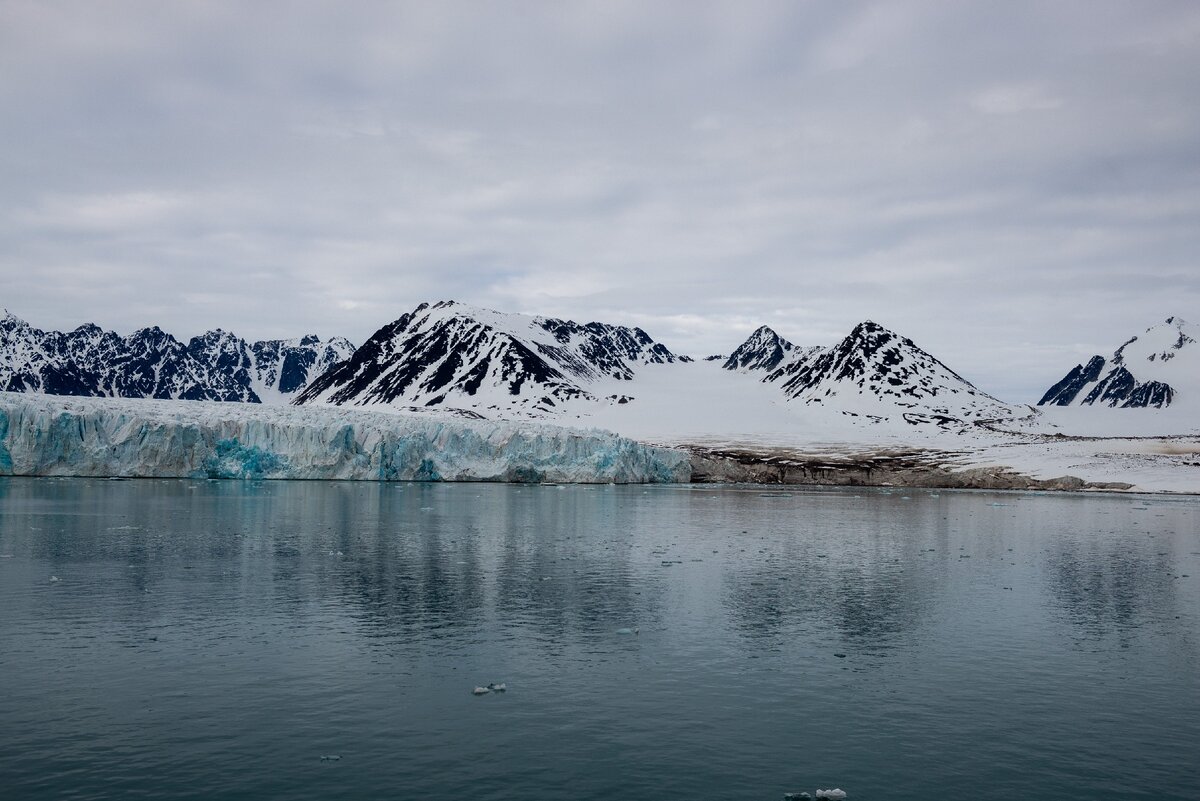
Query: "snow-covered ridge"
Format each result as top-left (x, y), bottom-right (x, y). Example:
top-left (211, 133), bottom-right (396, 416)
top-left (0, 393), bottom-right (689, 483)
top-left (295, 300), bottom-right (688, 416)
top-left (0, 310), bottom-right (352, 404)
top-left (723, 320), bottom-right (1022, 425)
top-left (723, 325), bottom-right (819, 373)
top-left (1040, 316), bottom-right (1197, 409)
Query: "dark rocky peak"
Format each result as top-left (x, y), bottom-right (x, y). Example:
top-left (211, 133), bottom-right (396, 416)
top-left (774, 319), bottom-right (985, 405)
top-left (70, 323), bottom-right (104, 337)
top-left (723, 325), bottom-right (797, 372)
top-left (1039, 355), bottom-right (1106, 406)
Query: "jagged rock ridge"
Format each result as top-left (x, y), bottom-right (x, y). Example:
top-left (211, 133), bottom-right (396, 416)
top-left (723, 325), bottom-right (820, 373)
top-left (295, 300), bottom-right (688, 416)
top-left (0, 310), bottom-right (352, 403)
top-left (724, 320), bottom-right (1019, 423)
top-left (1039, 317), bottom-right (1195, 409)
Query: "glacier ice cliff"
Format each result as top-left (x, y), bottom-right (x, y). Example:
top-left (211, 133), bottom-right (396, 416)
top-left (0, 393), bottom-right (689, 483)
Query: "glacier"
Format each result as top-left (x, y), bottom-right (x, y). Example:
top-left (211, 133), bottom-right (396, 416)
top-left (0, 393), bottom-right (690, 484)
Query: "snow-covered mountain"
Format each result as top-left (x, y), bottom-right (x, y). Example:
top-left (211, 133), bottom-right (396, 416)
top-left (0, 310), bottom-right (352, 403)
top-left (1039, 317), bottom-right (1197, 409)
top-left (723, 325), bottom-right (820, 373)
top-left (724, 321), bottom-right (1021, 424)
top-left (186, 329), bottom-right (355, 403)
top-left (295, 300), bottom-right (688, 415)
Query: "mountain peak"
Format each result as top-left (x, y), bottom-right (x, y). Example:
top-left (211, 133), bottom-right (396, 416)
top-left (723, 325), bottom-right (797, 372)
top-left (1039, 316), bottom-right (1196, 409)
top-left (295, 301), bottom-right (684, 415)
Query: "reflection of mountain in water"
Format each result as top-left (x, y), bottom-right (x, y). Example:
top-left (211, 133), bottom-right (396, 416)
top-left (722, 498), bottom-right (951, 650)
top-left (1046, 538), bottom-right (1179, 641)
top-left (725, 552), bottom-right (935, 651)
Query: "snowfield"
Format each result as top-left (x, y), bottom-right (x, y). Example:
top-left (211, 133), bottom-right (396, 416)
top-left (574, 360), bottom-right (1199, 494)
top-left (0, 393), bottom-right (690, 484)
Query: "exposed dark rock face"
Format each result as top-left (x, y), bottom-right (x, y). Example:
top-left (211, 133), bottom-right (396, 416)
top-left (1039, 355), bottom-right (1107, 405)
top-left (724, 318), bottom-right (1016, 422)
top-left (295, 300), bottom-right (687, 415)
top-left (686, 446), bottom-right (1133, 492)
top-left (723, 325), bottom-right (800, 372)
top-left (1038, 317), bottom-right (1194, 409)
top-left (0, 311), bottom-right (352, 403)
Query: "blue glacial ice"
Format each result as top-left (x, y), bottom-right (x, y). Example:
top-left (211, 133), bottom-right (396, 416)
top-left (0, 393), bottom-right (690, 483)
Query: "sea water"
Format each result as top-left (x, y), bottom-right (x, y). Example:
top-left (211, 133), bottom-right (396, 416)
top-left (0, 478), bottom-right (1196, 800)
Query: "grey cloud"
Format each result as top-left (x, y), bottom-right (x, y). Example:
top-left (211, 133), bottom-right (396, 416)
top-left (1, 1), bottom-right (1198, 402)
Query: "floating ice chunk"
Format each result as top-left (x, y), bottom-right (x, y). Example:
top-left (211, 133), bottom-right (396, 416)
top-left (472, 686), bottom-right (491, 695)
top-left (815, 790), bottom-right (847, 799)
top-left (615, 627), bottom-right (639, 635)
top-left (487, 683), bottom-right (506, 692)
top-left (784, 793), bottom-right (811, 800)
top-left (319, 755), bottom-right (341, 761)
top-left (49, 575), bottom-right (60, 582)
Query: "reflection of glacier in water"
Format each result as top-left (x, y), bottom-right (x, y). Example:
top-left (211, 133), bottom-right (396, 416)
top-left (0, 479), bottom-right (1198, 801)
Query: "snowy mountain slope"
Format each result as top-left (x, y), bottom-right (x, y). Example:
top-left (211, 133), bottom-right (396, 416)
top-left (722, 325), bottom-right (820, 373)
top-left (724, 320), bottom-right (1022, 424)
top-left (1039, 317), bottom-right (1197, 409)
top-left (186, 330), bottom-right (355, 403)
top-left (295, 300), bottom-right (688, 416)
top-left (0, 310), bottom-right (352, 404)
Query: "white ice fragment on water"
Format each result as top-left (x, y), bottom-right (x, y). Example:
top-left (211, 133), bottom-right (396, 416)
top-left (615, 627), bottom-right (639, 635)
top-left (49, 575), bottom-right (60, 582)
top-left (815, 790), bottom-right (847, 799)
top-left (784, 793), bottom-right (811, 800)
top-left (472, 686), bottom-right (491, 695)
top-left (487, 683), bottom-right (506, 692)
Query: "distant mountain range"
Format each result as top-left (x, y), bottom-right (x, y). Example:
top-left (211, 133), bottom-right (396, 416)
top-left (1038, 316), bottom-right (1195, 409)
top-left (0, 311), bottom-right (353, 403)
top-left (1, 305), bottom-right (1192, 427)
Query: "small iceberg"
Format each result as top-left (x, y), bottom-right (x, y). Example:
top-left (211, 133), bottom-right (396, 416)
top-left (49, 575), bottom-right (61, 583)
top-left (816, 790), bottom-right (847, 800)
top-left (472, 686), bottom-right (491, 695)
top-left (615, 627), bottom-right (639, 635)
top-left (487, 682), bottom-right (506, 692)
top-left (784, 793), bottom-right (811, 800)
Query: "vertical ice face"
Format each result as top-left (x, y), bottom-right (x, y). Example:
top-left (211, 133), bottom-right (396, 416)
top-left (0, 393), bottom-right (690, 483)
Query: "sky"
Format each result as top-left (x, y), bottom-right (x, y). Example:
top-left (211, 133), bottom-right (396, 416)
top-left (1, 1), bottom-right (1198, 402)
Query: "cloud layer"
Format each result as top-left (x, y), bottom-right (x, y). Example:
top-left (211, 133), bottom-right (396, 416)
top-left (2, 1), bottom-right (1198, 401)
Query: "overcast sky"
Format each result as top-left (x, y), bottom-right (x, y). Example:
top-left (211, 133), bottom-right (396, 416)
top-left (2, 1), bottom-right (1198, 401)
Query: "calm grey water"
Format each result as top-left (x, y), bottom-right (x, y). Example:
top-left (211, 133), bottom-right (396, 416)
top-left (0, 478), bottom-right (1197, 801)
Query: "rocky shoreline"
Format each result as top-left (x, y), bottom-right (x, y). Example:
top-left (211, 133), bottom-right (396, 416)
top-left (686, 446), bottom-right (1135, 492)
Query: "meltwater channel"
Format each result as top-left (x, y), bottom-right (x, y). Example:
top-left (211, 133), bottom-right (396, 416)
top-left (0, 478), bottom-right (1197, 800)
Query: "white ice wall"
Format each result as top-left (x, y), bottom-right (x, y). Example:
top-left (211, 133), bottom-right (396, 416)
top-left (0, 393), bottom-right (689, 484)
